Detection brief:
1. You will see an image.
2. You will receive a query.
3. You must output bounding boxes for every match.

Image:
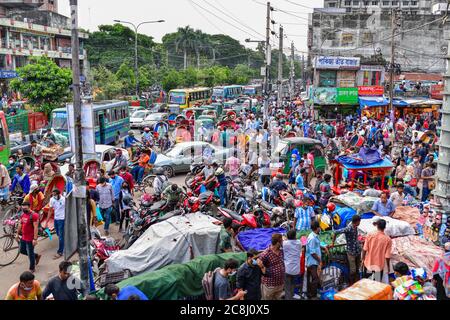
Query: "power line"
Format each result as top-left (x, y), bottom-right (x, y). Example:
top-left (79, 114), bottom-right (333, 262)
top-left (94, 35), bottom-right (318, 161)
top-left (187, 0), bottom-right (227, 34)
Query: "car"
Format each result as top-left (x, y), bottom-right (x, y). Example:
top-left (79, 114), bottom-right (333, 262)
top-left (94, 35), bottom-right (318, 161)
top-left (141, 112), bottom-right (168, 130)
top-left (130, 110), bottom-right (152, 129)
top-left (10, 140), bottom-right (32, 155)
top-left (60, 145), bottom-right (130, 177)
top-left (149, 103), bottom-right (167, 113)
top-left (153, 142), bottom-right (232, 178)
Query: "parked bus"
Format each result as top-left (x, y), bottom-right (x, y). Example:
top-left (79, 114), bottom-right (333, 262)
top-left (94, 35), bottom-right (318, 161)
top-left (51, 101), bottom-right (130, 145)
top-left (168, 87), bottom-right (211, 109)
top-left (212, 85), bottom-right (244, 102)
top-left (0, 111), bottom-right (10, 164)
top-left (243, 84), bottom-right (263, 97)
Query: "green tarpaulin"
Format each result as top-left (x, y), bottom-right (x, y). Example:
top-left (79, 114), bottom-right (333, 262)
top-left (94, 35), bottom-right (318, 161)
top-left (95, 252), bottom-right (246, 300)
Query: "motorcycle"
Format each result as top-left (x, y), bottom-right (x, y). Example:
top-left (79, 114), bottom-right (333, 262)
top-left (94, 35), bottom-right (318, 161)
top-left (217, 206), bottom-right (271, 232)
top-left (90, 228), bottom-right (120, 267)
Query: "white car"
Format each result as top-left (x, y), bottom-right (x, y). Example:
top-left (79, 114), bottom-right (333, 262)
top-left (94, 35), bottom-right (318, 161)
top-left (141, 113), bottom-right (168, 129)
top-left (130, 110), bottom-right (152, 129)
top-left (60, 145), bottom-right (130, 177)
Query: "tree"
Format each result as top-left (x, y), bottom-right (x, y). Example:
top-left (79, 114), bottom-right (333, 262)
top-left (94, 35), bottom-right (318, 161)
top-left (116, 62), bottom-right (136, 95)
top-left (91, 65), bottom-right (124, 100)
top-left (230, 64), bottom-right (256, 85)
top-left (162, 69), bottom-right (182, 92)
top-left (181, 67), bottom-right (198, 87)
top-left (174, 26), bottom-right (196, 70)
top-left (10, 56), bottom-right (72, 115)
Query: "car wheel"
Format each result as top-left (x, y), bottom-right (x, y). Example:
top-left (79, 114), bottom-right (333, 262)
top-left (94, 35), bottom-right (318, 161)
top-left (163, 166), bottom-right (174, 178)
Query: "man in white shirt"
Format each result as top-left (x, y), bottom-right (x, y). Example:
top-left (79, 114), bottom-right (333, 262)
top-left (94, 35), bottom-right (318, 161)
top-left (0, 162), bottom-right (11, 202)
top-left (49, 189), bottom-right (65, 259)
top-left (390, 183), bottom-right (406, 209)
top-left (283, 229), bottom-right (302, 300)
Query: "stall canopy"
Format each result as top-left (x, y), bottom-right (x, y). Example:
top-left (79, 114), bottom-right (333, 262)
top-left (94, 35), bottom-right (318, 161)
top-left (392, 98), bottom-right (443, 107)
top-left (359, 96), bottom-right (389, 108)
top-left (339, 158), bottom-right (394, 170)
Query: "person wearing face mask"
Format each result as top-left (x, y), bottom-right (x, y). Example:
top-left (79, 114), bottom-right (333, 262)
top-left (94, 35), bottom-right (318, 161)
top-left (15, 202), bottom-right (41, 273)
top-left (42, 261), bottom-right (84, 300)
top-left (49, 189), bottom-right (65, 259)
top-left (5, 271), bottom-right (42, 300)
top-left (236, 249), bottom-right (265, 300)
top-left (213, 259), bottom-right (246, 301)
top-left (259, 233), bottom-right (285, 300)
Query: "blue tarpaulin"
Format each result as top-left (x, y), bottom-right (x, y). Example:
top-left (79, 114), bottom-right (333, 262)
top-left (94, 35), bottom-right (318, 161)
top-left (359, 97), bottom-right (389, 108)
top-left (337, 147), bottom-right (382, 166)
top-left (340, 158), bottom-right (394, 170)
top-left (237, 228), bottom-right (287, 251)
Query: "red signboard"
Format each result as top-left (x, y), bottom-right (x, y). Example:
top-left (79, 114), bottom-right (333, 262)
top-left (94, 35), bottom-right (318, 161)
top-left (358, 86), bottom-right (384, 96)
top-left (430, 84), bottom-right (444, 100)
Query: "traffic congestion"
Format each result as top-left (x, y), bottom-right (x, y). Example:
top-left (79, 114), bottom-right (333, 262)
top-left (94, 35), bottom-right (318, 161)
top-left (0, 81), bottom-right (448, 301)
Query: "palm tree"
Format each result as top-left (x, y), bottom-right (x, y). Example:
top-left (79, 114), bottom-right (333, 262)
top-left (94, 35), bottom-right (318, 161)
top-left (175, 26), bottom-right (196, 70)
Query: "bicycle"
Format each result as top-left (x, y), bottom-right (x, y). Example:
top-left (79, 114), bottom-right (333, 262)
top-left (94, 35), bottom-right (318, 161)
top-left (1, 193), bottom-right (23, 234)
top-left (0, 213), bottom-right (20, 267)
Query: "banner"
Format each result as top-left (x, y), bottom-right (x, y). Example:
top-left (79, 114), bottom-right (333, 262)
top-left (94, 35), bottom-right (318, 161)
top-left (313, 87), bottom-right (337, 105)
top-left (358, 86), bottom-right (384, 96)
top-left (315, 56), bottom-right (360, 70)
top-left (0, 70), bottom-right (18, 79)
top-left (430, 84), bottom-right (444, 100)
top-left (67, 103), bottom-right (96, 159)
top-left (337, 87), bottom-right (359, 104)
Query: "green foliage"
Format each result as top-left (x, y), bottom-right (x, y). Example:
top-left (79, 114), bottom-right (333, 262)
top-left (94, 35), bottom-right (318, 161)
top-left (10, 56), bottom-right (72, 115)
top-left (181, 67), bottom-right (198, 87)
top-left (116, 62), bottom-right (136, 95)
top-left (91, 65), bottom-right (124, 100)
top-left (162, 69), bottom-right (183, 92)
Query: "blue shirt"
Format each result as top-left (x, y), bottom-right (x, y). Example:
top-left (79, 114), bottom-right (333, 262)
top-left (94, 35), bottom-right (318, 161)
top-left (371, 199), bottom-right (395, 216)
top-left (295, 174), bottom-right (305, 191)
top-left (109, 176), bottom-right (124, 199)
top-left (124, 135), bottom-right (139, 148)
top-left (306, 232), bottom-right (321, 267)
top-left (10, 173), bottom-right (30, 194)
top-left (117, 286), bottom-right (149, 300)
top-left (295, 206), bottom-right (313, 231)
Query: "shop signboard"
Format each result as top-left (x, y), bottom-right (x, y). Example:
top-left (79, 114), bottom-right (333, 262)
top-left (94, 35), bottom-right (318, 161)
top-left (315, 56), bottom-right (360, 70)
top-left (337, 87), bottom-right (359, 104)
top-left (358, 86), bottom-right (384, 96)
top-left (313, 87), bottom-right (337, 105)
top-left (430, 84), bottom-right (444, 100)
top-left (0, 70), bottom-right (18, 79)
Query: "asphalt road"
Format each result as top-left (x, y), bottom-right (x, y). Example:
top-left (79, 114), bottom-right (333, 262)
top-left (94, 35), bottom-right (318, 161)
top-left (0, 174), bottom-right (185, 298)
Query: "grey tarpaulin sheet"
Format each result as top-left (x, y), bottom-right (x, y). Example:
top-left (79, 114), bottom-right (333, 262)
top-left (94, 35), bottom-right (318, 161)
top-left (106, 213), bottom-right (222, 275)
top-left (331, 192), bottom-right (379, 214)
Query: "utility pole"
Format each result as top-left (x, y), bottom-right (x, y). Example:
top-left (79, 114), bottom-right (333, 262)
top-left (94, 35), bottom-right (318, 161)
top-left (69, 0), bottom-right (89, 296)
top-left (277, 25), bottom-right (283, 110)
top-left (388, 9), bottom-right (399, 115)
top-left (263, 1), bottom-right (272, 121)
top-left (290, 41), bottom-right (295, 100)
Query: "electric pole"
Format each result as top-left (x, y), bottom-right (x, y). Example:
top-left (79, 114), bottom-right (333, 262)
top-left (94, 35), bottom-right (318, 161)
top-left (290, 41), bottom-right (295, 100)
top-left (70, 0), bottom-right (89, 296)
top-left (277, 25), bottom-right (284, 110)
top-left (388, 9), bottom-right (400, 115)
top-left (262, 2), bottom-right (274, 123)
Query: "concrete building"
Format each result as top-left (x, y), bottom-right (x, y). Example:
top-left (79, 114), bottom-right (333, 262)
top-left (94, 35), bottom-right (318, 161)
top-left (307, 9), bottom-right (447, 75)
top-left (323, 0), bottom-right (434, 14)
top-left (0, 0), bottom-right (87, 93)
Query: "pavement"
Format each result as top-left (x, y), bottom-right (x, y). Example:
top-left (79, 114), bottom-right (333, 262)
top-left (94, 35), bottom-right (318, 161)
top-left (0, 174), bottom-right (185, 297)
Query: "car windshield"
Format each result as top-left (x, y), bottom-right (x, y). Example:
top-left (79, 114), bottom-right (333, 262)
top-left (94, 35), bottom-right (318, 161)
top-left (166, 145), bottom-right (185, 157)
top-left (52, 112), bottom-right (68, 130)
top-left (132, 111), bottom-right (148, 119)
top-left (145, 114), bottom-right (164, 121)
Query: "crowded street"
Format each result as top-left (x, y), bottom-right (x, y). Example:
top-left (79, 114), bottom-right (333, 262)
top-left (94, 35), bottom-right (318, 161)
top-left (0, 0), bottom-right (449, 307)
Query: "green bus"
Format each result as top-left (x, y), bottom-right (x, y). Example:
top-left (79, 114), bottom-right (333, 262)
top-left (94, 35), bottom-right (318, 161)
top-left (0, 111), bottom-right (10, 165)
top-left (51, 101), bottom-right (130, 145)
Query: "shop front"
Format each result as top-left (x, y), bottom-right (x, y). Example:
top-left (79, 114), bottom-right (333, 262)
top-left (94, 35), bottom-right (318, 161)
top-left (393, 98), bottom-right (442, 120)
top-left (358, 85), bottom-right (388, 120)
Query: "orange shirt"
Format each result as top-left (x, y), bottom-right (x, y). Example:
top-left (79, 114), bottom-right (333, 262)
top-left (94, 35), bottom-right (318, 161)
top-left (5, 280), bottom-right (42, 300)
top-left (363, 231), bottom-right (392, 272)
top-left (138, 154), bottom-right (150, 168)
top-left (24, 192), bottom-right (45, 212)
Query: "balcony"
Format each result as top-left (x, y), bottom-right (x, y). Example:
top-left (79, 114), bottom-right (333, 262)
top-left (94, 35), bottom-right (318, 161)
top-left (0, 40), bottom-right (86, 60)
top-left (0, 0), bottom-right (42, 9)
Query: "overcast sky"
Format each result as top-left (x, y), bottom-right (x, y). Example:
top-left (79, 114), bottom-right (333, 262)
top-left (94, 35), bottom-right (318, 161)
top-left (59, 0), bottom-right (324, 55)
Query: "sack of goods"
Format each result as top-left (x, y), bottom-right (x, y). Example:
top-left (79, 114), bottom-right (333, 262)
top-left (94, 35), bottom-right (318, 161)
top-left (334, 279), bottom-right (393, 300)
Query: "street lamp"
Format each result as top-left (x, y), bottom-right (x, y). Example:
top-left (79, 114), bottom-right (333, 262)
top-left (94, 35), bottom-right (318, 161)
top-left (114, 19), bottom-right (165, 97)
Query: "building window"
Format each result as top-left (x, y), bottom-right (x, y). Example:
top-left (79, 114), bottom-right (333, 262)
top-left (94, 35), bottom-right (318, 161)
top-left (364, 1), bottom-right (369, 5)
top-left (342, 33), bottom-right (354, 46)
top-left (411, 0), bottom-right (417, 5)
top-left (362, 32), bottom-right (373, 45)
top-left (353, 0), bottom-right (359, 5)
top-left (372, 0), bottom-right (378, 5)
top-left (392, 1), bottom-right (399, 5)
top-left (319, 71), bottom-right (337, 87)
top-left (402, 1), bottom-right (409, 5)
top-left (328, 2), bottom-right (336, 7)
top-left (345, 0), bottom-right (351, 5)
top-left (346, 7), bottom-right (352, 12)
top-left (382, 1), bottom-right (389, 5)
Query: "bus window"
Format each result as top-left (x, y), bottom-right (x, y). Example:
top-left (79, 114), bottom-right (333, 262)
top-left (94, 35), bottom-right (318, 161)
top-left (52, 112), bottom-right (68, 131)
top-left (94, 111), bottom-right (99, 127)
top-left (113, 108), bottom-right (118, 122)
top-left (121, 107), bottom-right (126, 119)
top-left (105, 109), bottom-right (111, 123)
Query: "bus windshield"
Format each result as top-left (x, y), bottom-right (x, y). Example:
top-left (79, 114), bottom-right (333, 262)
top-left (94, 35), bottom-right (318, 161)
top-left (213, 89), bottom-right (224, 97)
top-left (169, 92), bottom-right (186, 105)
top-left (52, 112), bottom-right (68, 130)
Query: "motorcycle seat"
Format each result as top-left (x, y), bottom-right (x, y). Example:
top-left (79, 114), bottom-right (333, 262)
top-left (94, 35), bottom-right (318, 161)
top-left (259, 200), bottom-right (275, 211)
top-left (149, 200), bottom-right (167, 211)
top-left (220, 208), bottom-right (243, 222)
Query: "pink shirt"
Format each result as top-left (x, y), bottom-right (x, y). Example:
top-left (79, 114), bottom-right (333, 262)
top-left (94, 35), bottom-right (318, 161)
top-left (225, 157), bottom-right (241, 176)
top-left (307, 153), bottom-right (315, 169)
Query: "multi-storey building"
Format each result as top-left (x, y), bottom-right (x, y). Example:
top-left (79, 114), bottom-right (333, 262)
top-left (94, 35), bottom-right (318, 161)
top-left (323, 0), bottom-right (433, 14)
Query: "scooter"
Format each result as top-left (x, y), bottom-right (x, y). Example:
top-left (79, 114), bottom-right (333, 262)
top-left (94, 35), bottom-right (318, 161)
top-left (217, 206), bottom-right (271, 232)
top-left (90, 228), bottom-right (120, 267)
